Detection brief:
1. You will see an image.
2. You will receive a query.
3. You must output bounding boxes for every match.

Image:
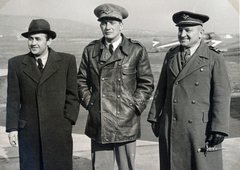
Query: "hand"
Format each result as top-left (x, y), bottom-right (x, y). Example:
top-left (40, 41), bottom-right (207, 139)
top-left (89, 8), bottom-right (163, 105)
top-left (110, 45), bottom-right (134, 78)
top-left (151, 122), bottom-right (159, 138)
top-left (8, 131), bottom-right (18, 147)
top-left (206, 132), bottom-right (225, 147)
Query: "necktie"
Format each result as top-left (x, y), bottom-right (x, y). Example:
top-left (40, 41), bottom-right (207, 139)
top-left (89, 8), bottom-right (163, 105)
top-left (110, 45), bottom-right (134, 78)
top-left (182, 49), bottom-right (191, 66)
top-left (184, 49), bottom-right (191, 63)
top-left (37, 58), bottom-right (44, 73)
top-left (109, 44), bottom-right (114, 54)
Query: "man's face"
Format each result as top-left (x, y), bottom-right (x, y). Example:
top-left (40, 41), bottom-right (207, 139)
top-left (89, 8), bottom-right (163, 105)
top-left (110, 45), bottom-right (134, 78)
top-left (178, 25), bottom-right (203, 48)
top-left (28, 33), bottom-right (52, 57)
top-left (100, 18), bottom-right (123, 43)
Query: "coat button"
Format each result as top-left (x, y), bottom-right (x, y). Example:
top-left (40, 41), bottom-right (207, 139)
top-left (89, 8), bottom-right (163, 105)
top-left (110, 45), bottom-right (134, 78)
top-left (173, 118), bottom-right (177, 121)
top-left (192, 100), bottom-right (196, 104)
top-left (175, 81), bottom-right (179, 85)
top-left (200, 68), bottom-right (204, 72)
top-left (118, 78), bottom-right (121, 81)
top-left (102, 78), bottom-right (105, 81)
top-left (102, 94), bottom-right (105, 97)
top-left (173, 99), bottom-right (178, 103)
top-left (117, 95), bottom-right (120, 98)
top-left (90, 102), bottom-right (93, 105)
top-left (195, 82), bottom-right (199, 86)
top-left (188, 120), bottom-right (193, 123)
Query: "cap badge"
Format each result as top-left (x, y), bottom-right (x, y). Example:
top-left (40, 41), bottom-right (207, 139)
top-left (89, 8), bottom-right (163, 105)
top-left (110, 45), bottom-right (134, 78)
top-left (182, 14), bottom-right (189, 20)
top-left (104, 7), bottom-right (113, 14)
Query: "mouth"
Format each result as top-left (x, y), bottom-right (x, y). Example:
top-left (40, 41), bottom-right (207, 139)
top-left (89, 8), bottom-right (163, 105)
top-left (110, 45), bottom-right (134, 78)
top-left (180, 38), bottom-right (189, 42)
top-left (30, 47), bottom-right (38, 50)
top-left (104, 32), bottom-right (112, 35)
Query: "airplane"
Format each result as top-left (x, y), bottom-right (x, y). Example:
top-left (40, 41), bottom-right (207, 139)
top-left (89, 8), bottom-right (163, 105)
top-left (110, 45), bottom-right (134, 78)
top-left (149, 32), bottom-right (239, 55)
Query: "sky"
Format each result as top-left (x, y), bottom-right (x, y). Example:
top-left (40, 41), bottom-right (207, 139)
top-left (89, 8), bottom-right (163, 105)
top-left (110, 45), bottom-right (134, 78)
top-left (0, 0), bottom-right (239, 34)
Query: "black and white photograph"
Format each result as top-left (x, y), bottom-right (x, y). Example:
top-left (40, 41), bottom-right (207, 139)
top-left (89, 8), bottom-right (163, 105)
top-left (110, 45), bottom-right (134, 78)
top-left (0, 0), bottom-right (239, 169)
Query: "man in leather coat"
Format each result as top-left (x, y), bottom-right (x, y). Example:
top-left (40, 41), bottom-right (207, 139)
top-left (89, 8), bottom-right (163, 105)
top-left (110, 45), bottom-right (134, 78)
top-left (77, 3), bottom-right (154, 170)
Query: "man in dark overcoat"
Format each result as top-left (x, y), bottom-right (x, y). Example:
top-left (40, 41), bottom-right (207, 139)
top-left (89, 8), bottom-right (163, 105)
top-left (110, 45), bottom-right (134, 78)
top-left (78, 3), bottom-right (154, 170)
top-left (6, 19), bottom-right (79, 170)
top-left (148, 11), bottom-right (231, 170)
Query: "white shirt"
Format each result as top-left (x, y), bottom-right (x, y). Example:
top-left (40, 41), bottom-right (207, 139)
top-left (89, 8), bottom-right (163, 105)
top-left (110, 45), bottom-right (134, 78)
top-left (105, 36), bottom-right (122, 52)
top-left (35, 52), bottom-right (48, 68)
top-left (188, 41), bottom-right (201, 56)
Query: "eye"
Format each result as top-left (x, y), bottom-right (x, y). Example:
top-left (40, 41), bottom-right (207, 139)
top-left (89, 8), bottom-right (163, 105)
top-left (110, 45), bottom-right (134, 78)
top-left (100, 22), bottom-right (106, 26)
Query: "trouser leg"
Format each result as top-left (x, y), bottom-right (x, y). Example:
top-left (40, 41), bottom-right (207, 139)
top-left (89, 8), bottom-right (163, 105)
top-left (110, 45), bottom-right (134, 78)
top-left (91, 140), bottom-right (115, 170)
top-left (115, 140), bottom-right (136, 170)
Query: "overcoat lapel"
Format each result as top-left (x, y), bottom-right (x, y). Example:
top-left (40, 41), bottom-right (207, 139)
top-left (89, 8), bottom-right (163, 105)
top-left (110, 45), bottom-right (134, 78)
top-left (168, 52), bottom-right (181, 77)
top-left (39, 49), bottom-right (60, 85)
top-left (23, 53), bottom-right (41, 83)
top-left (176, 43), bottom-right (208, 82)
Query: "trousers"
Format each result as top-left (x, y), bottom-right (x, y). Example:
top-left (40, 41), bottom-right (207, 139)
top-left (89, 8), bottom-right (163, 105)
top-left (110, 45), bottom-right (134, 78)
top-left (91, 140), bottom-right (136, 170)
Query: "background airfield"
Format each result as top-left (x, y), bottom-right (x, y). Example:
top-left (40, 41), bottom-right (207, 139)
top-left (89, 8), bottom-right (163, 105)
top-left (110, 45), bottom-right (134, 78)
top-left (0, 15), bottom-right (239, 142)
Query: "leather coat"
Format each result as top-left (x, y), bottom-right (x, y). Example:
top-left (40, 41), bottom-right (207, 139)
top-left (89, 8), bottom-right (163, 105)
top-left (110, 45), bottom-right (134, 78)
top-left (78, 35), bottom-right (154, 143)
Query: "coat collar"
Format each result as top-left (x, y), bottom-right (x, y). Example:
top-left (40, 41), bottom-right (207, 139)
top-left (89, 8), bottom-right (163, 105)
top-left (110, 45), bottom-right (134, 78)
top-left (168, 41), bottom-right (209, 80)
top-left (92, 34), bottom-right (130, 58)
top-left (22, 48), bottom-right (60, 85)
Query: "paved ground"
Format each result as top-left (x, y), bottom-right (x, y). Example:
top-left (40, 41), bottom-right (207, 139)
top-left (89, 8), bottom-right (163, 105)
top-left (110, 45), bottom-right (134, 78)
top-left (0, 125), bottom-right (240, 170)
top-left (0, 93), bottom-right (239, 170)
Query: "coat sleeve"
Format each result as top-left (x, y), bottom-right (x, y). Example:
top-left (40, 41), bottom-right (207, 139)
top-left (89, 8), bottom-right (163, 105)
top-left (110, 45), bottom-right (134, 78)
top-left (210, 53), bottom-right (231, 136)
top-left (133, 47), bottom-right (154, 114)
top-left (77, 47), bottom-right (92, 109)
top-left (6, 59), bottom-right (21, 132)
top-left (147, 55), bottom-right (168, 123)
top-left (64, 55), bottom-right (80, 125)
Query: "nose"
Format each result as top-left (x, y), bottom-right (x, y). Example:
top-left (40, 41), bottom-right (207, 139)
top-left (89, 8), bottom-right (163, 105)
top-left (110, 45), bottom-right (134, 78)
top-left (179, 30), bottom-right (187, 37)
top-left (105, 22), bottom-right (111, 29)
top-left (31, 39), bottom-right (37, 45)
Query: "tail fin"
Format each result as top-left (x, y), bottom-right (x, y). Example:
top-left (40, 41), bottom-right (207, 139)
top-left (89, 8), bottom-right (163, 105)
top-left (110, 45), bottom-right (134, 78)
top-left (153, 38), bottom-right (161, 47)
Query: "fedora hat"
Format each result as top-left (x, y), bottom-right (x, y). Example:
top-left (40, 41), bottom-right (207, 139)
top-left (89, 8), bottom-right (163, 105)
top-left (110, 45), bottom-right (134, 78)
top-left (21, 19), bottom-right (57, 39)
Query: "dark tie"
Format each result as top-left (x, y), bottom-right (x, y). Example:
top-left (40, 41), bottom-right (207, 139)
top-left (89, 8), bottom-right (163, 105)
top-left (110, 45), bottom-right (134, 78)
top-left (182, 49), bottom-right (191, 66)
top-left (37, 58), bottom-right (44, 73)
top-left (109, 44), bottom-right (114, 54)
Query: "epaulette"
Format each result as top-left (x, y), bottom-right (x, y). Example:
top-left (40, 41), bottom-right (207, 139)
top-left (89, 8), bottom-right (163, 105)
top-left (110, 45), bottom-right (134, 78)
top-left (209, 46), bottom-right (220, 54)
top-left (169, 46), bottom-right (178, 52)
top-left (129, 38), bottom-right (143, 47)
top-left (86, 40), bottom-right (99, 47)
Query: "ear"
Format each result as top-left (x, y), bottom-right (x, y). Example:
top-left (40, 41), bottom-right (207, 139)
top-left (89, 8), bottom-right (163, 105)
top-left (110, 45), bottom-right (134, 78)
top-left (47, 38), bottom-right (52, 46)
top-left (120, 22), bottom-right (123, 32)
top-left (199, 27), bottom-right (204, 39)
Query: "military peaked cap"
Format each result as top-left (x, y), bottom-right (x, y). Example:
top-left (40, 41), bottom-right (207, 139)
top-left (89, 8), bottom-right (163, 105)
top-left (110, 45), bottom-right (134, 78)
top-left (94, 3), bottom-right (128, 21)
top-left (173, 11), bottom-right (209, 26)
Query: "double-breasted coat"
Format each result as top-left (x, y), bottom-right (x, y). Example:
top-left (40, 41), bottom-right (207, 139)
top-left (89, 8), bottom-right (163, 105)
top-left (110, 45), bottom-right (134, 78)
top-left (6, 48), bottom-right (79, 170)
top-left (78, 35), bottom-right (154, 144)
top-left (148, 41), bottom-right (231, 170)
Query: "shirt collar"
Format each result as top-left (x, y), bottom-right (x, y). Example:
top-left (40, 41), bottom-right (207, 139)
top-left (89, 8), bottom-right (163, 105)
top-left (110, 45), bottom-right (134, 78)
top-left (105, 36), bottom-right (122, 51)
top-left (35, 50), bottom-right (49, 68)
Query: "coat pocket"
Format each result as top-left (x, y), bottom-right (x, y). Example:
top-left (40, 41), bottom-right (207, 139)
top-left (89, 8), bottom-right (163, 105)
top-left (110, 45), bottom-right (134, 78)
top-left (202, 111), bottom-right (209, 123)
top-left (18, 119), bottom-right (27, 129)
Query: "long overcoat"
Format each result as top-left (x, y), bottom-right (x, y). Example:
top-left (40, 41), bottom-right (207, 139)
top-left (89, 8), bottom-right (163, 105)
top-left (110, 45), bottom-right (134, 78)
top-left (148, 41), bottom-right (231, 170)
top-left (6, 48), bottom-right (79, 170)
top-left (78, 35), bottom-right (154, 144)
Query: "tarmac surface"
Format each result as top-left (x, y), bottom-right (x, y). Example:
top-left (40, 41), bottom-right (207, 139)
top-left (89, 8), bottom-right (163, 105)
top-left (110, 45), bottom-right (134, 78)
top-left (0, 93), bottom-right (240, 170)
top-left (0, 125), bottom-right (240, 170)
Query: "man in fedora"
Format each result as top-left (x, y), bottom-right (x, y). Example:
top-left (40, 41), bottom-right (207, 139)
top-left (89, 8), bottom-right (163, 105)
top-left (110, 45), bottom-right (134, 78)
top-left (6, 19), bottom-right (79, 170)
top-left (77, 3), bottom-right (154, 170)
top-left (148, 11), bottom-right (231, 170)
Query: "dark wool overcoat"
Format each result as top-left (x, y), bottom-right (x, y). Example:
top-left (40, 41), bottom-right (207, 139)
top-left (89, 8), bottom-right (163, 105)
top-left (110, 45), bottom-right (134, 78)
top-left (6, 48), bottom-right (79, 170)
top-left (78, 35), bottom-right (154, 144)
top-left (148, 41), bottom-right (231, 170)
